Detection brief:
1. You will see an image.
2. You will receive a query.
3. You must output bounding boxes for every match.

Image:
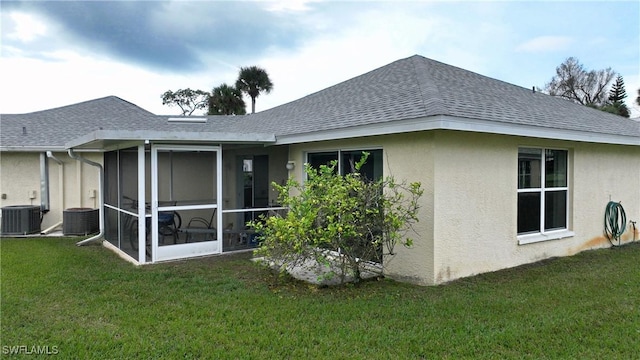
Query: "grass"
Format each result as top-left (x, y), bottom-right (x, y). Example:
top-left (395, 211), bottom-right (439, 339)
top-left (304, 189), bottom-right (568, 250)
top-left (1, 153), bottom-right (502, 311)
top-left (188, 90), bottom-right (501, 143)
top-left (1, 237), bottom-right (639, 359)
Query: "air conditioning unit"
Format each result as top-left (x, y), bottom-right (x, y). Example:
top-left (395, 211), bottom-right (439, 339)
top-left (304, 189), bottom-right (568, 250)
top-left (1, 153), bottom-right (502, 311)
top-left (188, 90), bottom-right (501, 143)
top-left (63, 208), bottom-right (99, 236)
top-left (1, 205), bottom-right (41, 235)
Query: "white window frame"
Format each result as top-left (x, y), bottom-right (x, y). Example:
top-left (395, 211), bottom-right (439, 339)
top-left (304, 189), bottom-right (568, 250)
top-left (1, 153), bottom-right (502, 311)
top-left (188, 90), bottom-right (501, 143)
top-left (517, 147), bottom-right (574, 245)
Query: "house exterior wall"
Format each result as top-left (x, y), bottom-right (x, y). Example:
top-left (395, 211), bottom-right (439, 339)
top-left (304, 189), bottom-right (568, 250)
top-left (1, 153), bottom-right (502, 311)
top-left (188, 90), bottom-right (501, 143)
top-left (0, 152), bottom-right (41, 210)
top-left (379, 133), bottom-right (436, 285)
top-left (431, 131), bottom-right (521, 284)
top-left (430, 130), bottom-right (640, 284)
top-left (569, 141), bottom-right (639, 250)
top-left (288, 134), bottom-right (436, 285)
top-left (0, 151), bottom-right (102, 232)
top-left (289, 130), bottom-right (639, 286)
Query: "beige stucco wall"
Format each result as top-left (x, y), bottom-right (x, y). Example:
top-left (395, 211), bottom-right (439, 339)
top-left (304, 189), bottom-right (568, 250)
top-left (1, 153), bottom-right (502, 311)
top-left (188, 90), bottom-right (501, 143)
top-left (379, 133), bottom-right (436, 285)
top-left (430, 130), bottom-right (640, 284)
top-left (0, 152), bottom-right (42, 210)
top-left (289, 130), bottom-right (639, 286)
top-left (570, 141), bottom-right (640, 250)
top-left (288, 134), bottom-right (435, 285)
top-left (0, 151), bottom-right (102, 232)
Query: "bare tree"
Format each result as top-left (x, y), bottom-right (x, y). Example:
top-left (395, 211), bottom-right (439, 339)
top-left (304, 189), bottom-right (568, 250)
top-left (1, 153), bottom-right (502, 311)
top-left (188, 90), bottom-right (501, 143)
top-left (545, 57), bottom-right (616, 107)
top-left (161, 88), bottom-right (209, 116)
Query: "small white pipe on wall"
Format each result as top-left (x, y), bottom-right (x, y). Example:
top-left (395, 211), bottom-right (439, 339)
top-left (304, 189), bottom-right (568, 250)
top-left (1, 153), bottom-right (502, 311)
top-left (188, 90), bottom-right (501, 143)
top-left (76, 155), bottom-right (83, 207)
top-left (39, 153), bottom-right (50, 213)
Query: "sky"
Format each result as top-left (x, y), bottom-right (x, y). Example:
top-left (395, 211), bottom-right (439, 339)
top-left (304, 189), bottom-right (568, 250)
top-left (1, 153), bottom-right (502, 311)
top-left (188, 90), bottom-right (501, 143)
top-left (1, 0), bottom-right (639, 117)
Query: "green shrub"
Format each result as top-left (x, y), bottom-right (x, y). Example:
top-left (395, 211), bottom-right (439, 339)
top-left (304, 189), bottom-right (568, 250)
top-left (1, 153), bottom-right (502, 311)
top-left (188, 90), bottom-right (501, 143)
top-left (250, 152), bottom-right (423, 284)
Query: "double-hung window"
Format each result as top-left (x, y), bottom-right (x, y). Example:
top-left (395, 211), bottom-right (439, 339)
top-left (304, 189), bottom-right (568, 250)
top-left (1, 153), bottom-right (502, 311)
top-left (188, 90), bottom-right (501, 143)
top-left (517, 147), bottom-right (570, 243)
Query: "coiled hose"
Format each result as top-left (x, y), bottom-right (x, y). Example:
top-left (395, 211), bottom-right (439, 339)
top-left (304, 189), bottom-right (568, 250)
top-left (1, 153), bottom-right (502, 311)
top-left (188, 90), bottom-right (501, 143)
top-left (604, 201), bottom-right (626, 246)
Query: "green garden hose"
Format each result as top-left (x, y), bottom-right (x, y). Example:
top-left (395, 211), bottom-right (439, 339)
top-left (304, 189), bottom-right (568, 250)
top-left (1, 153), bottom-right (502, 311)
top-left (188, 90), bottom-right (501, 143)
top-left (604, 201), bottom-right (626, 246)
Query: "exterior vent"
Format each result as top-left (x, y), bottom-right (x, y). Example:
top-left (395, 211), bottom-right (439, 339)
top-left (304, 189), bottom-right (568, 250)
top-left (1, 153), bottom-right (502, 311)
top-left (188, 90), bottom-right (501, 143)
top-left (1, 205), bottom-right (41, 235)
top-left (167, 117), bottom-right (207, 123)
top-left (63, 208), bottom-right (99, 236)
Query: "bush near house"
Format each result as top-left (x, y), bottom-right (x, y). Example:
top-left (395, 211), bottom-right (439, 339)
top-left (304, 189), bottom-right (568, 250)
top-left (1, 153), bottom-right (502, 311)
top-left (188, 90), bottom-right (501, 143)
top-left (250, 152), bottom-right (423, 284)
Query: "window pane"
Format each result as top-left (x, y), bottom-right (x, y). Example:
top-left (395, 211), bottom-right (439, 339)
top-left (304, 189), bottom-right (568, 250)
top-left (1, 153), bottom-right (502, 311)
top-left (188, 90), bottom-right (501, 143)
top-left (518, 148), bottom-right (541, 189)
top-left (341, 149), bottom-right (383, 181)
top-left (545, 190), bottom-right (567, 230)
top-left (307, 152), bottom-right (338, 171)
top-left (518, 192), bottom-right (541, 234)
top-left (545, 149), bottom-right (567, 188)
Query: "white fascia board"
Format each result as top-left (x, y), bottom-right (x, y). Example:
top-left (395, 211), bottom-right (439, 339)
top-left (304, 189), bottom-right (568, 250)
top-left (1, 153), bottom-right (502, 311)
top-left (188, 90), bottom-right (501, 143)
top-left (65, 129), bottom-right (276, 150)
top-left (274, 115), bottom-right (640, 146)
top-left (0, 146), bottom-right (66, 152)
top-left (439, 116), bottom-right (639, 145)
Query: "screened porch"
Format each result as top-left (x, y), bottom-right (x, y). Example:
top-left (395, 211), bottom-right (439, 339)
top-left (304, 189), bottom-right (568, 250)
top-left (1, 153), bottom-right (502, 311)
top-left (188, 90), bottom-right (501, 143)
top-left (99, 142), bottom-right (288, 264)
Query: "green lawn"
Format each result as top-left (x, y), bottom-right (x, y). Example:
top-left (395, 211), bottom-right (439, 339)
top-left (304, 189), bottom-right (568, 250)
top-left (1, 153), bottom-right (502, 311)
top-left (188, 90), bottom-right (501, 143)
top-left (1, 237), bottom-right (639, 359)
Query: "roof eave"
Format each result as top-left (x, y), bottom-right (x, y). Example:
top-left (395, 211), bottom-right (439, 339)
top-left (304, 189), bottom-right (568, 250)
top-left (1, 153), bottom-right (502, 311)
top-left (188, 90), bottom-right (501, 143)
top-left (0, 146), bottom-right (67, 152)
top-left (274, 115), bottom-right (640, 146)
top-left (66, 129), bottom-right (277, 151)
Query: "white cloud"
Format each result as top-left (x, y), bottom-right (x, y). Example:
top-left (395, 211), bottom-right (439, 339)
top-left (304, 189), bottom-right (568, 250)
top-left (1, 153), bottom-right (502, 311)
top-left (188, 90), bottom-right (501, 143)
top-left (622, 73), bottom-right (640, 118)
top-left (516, 36), bottom-right (573, 53)
top-left (262, 0), bottom-right (318, 12)
top-left (0, 48), bottom-right (199, 114)
top-left (0, 3), bottom-right (510, 115)
top-left (252, 5), bottom-right (450, 112)
top-left (5, 12), bottom-right (48, 43)
top-left (0, 1), bottom-right (636, 120)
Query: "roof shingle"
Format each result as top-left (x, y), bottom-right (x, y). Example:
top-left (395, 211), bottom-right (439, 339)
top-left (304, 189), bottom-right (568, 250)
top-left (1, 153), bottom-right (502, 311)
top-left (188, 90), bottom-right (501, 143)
top-left (1, 55), bottom-right (638, 150)
top-left (246, 55), bottom-right (639, 140)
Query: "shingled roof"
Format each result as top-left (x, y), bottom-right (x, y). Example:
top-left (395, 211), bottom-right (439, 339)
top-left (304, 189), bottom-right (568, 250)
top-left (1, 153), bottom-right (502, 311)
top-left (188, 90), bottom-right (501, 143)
top-left (0, 96), bottom-right (158, 150)
top-left (1, 96), bottom-right (272, 151)
top-left (1, 55), bottom-right (638, 151)
top-left (242, 55), bottom-right (639, 144)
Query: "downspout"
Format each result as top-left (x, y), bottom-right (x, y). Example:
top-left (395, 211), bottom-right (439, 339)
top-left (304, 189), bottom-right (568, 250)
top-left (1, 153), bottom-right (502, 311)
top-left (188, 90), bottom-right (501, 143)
top-left (68, 149), bottom-right (104, 246)
top-left (39, 153), bottom-right (50, 213)
top-left (37, 153), bottom-right (50, 232)
top-left (41, 152), bottom-right (65, 234)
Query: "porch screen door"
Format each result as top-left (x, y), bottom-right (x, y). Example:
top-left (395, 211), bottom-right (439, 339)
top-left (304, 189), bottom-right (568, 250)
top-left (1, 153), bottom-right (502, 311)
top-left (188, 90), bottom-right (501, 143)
top-left (151, 145), bottom-right (222, 262)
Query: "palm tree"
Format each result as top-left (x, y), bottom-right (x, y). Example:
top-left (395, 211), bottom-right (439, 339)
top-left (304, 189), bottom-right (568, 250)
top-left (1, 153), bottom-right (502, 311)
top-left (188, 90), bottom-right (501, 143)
top-left (208, 83), bottom-right (246, 115)
top-left (235, 66), bottom-right (273, 114)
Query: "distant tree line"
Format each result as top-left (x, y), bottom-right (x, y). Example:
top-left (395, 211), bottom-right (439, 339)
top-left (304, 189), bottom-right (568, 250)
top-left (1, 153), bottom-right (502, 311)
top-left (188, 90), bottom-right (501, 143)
top-left (544, 57), bottom-right (633, 118)
top-left (163, 58), bottom-right (637, 118)
top-left (161, 66), bottom-right (273, 116)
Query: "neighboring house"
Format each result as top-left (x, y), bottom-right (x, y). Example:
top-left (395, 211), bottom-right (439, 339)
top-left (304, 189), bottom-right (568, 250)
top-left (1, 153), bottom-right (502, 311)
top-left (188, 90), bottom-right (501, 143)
top-left (0, 97), bottom-right (157, 233)
top-left (1, 55), bottom-right (638, 285)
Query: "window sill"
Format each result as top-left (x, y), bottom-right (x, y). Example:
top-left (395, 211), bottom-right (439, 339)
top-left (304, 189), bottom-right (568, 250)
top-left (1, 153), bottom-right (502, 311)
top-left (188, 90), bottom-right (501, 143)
top-left (518, 230), bottom-right (575, 245)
